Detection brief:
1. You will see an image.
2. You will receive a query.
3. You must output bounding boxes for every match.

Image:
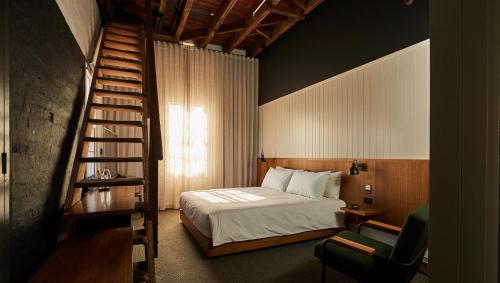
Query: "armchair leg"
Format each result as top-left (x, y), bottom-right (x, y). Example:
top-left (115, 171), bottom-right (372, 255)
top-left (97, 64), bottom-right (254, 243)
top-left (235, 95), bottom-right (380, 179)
top-left (321, 264), bottom-right (326, 283)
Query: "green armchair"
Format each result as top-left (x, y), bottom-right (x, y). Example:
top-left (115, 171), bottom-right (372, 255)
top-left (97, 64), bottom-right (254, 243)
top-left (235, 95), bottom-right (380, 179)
top-left (314, 204), bottom-right (428, 283)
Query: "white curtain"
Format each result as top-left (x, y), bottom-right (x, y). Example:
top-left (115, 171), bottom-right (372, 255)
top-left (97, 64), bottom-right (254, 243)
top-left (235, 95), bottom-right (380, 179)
top-left (155, 41), bottom-right (259, 209)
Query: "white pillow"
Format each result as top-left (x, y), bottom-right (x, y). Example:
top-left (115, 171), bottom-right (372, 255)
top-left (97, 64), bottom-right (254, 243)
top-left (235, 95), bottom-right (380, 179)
top-left (285, 171), bottom-right (330, 199)
top-left (275, 166), bottom-right (302, 173)
top-left (324, 171), bottom-right (342, 199)
top-left (262, 167), bottom-right (294, 192)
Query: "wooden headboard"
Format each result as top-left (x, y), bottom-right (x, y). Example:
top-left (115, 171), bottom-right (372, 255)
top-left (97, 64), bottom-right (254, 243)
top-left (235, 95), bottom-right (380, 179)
top-left (257, 158), bottom-right (429, 226)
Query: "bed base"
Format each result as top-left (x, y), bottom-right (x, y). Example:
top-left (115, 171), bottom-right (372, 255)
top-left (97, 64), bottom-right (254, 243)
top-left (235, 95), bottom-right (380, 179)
top-left (179, 210), bottom-right (342, 257)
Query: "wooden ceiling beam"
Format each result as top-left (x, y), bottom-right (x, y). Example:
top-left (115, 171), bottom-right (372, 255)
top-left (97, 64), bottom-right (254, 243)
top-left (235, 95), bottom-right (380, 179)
top-left (159, 0), bottom-right (168, 14)
top-left (255, 28), bottom-right (271, 40)
top-left (154, 31), bottom-right (176, 42)
top-left (249, 0), bottom-right (324, 57)
top-left (224, 0), bottom-right (281, 53)
top-left (292, 0), bottom-right (306, 10)
top-left (268, 7), bottom-right (303, 19)
top-left (201, 0), bottom-right (239, 48)
top-left (174, 0), bottom-right (194, 41)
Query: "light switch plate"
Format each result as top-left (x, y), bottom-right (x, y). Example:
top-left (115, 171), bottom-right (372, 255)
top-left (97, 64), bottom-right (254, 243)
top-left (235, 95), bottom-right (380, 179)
top-left (364, 184), bottom-right (372, 194)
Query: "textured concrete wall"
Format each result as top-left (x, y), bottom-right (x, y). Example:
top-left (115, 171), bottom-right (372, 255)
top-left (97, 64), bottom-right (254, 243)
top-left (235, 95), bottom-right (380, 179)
top-left (9, 0), bottom-right (85, 282)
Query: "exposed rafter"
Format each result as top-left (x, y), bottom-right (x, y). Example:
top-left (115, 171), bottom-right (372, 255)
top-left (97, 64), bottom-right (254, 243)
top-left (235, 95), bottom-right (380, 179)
top-left (106, 0), bottom-right (323, 57)
top-left (159, 0), bottom-right (168, 14)
top-left (255, 28), bottom-right (271, 40)
top-left (174, 0), bottom-right (194, 41)
top-left (292, 0), bottom-right (306, 10)
top-left (156, 0), bottom-right (168, 30)
top-left (249, 0), bottom-right (324, 57)
top-left (269, 7), bottom-right (303, 19)
top-left (201, 0), bottom-right (239, 48)
top-left (224, 0), bottom-right (281, 53)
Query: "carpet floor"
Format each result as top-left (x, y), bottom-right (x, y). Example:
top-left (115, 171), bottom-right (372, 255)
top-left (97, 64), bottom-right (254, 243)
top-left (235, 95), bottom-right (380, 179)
top-left (133, 210), bottom-right (428, 283)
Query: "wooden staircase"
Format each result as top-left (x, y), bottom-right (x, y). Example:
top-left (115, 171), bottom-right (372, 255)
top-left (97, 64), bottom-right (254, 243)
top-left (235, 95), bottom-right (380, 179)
top-left (30, 20), bottom-right (161, 283)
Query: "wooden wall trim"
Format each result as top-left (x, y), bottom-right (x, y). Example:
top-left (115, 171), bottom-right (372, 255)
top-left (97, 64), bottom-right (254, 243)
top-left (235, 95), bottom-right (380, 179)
top-left (257, 158), bottom-right (429, 226)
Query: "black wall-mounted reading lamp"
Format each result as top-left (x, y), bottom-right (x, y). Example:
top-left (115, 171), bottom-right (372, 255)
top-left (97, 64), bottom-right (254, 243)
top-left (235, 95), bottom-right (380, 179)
top-left (349, 160), bottom-right (367, 175)
top-left (259, 150), bottom-right (266, 162)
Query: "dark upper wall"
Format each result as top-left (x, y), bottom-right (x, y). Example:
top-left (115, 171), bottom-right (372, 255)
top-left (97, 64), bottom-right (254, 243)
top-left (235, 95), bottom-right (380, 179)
top-left (9, 1), bottom-right (85, 282)
top-left (258, 0), bottom-right (429, 105)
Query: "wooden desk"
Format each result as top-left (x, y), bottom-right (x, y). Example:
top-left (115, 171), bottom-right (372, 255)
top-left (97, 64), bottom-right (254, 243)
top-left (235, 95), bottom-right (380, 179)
top-left (66, 186), bottom-right (136, 218)
top-left (30, 227), bottom-right (133, 283)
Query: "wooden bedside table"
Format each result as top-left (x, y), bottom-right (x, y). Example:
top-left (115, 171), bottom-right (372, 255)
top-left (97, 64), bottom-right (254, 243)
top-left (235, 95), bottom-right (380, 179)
top-left (341, 207), bottom-right (381, 230)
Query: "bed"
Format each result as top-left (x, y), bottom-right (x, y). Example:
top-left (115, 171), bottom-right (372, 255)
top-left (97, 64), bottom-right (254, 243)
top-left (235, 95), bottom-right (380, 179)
top-left (179, 186), bottom-right (346, 257)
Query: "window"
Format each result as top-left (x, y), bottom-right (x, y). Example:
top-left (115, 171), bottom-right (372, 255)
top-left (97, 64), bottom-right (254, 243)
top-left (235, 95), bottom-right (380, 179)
top-left (168, 104), bottom-right (208, 177)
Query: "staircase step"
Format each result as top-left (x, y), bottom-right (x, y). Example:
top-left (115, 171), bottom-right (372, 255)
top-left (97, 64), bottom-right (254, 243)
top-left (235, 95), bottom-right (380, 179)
top-left (106, 31), bottom-right (144, 42)
top-left (133, 229), bottom-right (148, 246)
top-left (110, 22), bottom-right (141, 32)
top-left (95, 77), bottom-right (142, 92)
top-left (88, 119), bottom-right (143, 127)
top-left (133, 261), bottom-right (149, 283)
top-left (80, 157), bottom-right (144, 163)
top-left (97, 65), bottom-right (141, 74)
top-left (84, 137), bottom-right (144, 143)
top-left (75, 177), bottom-right (145, 188)
top-left (100, 58), bottom-right (142, 72)
top-left (91, 103), bottom-right (143, 113)
top-left (96, 76), bottom-right (142, 87)
top-left (97, 68), bottom-right (142, 82)
top-left (94, 89), bottom-right (144, 101)
top-left (102, 48), bottom-right (142, 63)
top-left (106, 33), bottom-right (140, 46)
top-left (104, 40), bottom-right (141, 53)
top-left (108, 26), bottom-right (141, 37)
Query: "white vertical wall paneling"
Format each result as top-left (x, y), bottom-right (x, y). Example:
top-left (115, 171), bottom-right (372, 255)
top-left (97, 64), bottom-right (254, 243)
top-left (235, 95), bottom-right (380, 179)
top-left (259, 40), bottom-right (430, 159)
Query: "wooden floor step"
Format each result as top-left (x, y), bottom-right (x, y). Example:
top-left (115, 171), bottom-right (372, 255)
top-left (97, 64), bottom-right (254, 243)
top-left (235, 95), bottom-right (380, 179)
top-left (96, 76), bottom-right (142, 87)
top-left (102, 48), bottom-right (142, 63)
top-left (97, 68), bottom-right (142, 82)
top-left (104, 40), bottom-right (141, 53)
top-left (133, 261), bottom-right (149, 283)
top-left (88, 119), bottom-right (143, 127)
top-left (91, 103), bottom-right (143, 113)
top-left (84, 137), bottom-right (144, 143)
top-left (106, 31), bottom-right (144, 42)
top-left (94, 89), bottom-right (144, 101)
top-left (110, 22), bottom-right (141, 32)
top-left (106, 33), bottom-right (140, 46)
top-left (108, 26), bottom-right (142, 37)
top-left (100, 58), bottom-right (142, 72)
top-left (133, 229), bottom-right (148, 246)
top-left (74, 177), bottom-right (145, 188)
top-left (97, 64), bottom-right (141, 74)
top-left (80, 157), bottom-right (144, 163)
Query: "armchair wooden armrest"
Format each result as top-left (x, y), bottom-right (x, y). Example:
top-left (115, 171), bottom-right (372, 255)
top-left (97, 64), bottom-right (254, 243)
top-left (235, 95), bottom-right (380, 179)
top-left (363, 220), bottom-right (401, 234)
top-left (329, 236), bottom-right (375, 256)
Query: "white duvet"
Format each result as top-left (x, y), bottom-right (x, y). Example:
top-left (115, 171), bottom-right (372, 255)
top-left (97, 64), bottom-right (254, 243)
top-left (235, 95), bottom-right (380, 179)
top-left (179, 187), bottom-right (346, 246)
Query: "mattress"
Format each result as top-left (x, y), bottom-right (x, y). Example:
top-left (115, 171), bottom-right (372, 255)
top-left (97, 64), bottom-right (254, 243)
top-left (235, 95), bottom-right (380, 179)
top-left (179, 187), bottom-right (346, 246)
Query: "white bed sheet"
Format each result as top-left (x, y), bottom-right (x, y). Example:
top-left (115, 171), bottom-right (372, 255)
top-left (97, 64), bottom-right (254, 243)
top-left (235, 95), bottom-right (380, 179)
top-left (179, 187), bottom-right (346, 246)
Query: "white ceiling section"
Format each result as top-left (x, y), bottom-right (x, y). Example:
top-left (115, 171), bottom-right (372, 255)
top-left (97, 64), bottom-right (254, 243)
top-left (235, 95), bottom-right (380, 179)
top-left (56, 0), bottom-right (101, 60)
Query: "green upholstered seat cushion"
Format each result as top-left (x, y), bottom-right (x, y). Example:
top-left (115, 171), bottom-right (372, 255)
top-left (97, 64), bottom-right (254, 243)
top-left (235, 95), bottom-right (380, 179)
top-left (390, 204), bottom-right (429, 264)
top-left (314, 230), bottom-right (393, 278)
